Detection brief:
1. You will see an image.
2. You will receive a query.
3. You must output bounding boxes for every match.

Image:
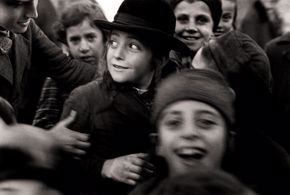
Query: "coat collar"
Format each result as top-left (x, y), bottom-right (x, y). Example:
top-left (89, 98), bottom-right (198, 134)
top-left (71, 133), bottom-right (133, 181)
top-left (277, 32), bottom-right (290, 61)
top-left (101, 72), bottom-right (153, 123)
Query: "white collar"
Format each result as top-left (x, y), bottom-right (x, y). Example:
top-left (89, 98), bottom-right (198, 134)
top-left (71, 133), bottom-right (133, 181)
top-left (133, 87), bottom-right (148, 95)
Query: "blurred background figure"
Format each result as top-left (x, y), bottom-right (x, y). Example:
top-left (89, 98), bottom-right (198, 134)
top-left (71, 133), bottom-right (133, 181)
top-left (239, 0), bottom-right (282, 48)
top-left (0, 148), bottom-right (81, 195)
top-left (215, 0), bottom-right (237, 37)
top-left (264, 0), bottom-right (290, 153)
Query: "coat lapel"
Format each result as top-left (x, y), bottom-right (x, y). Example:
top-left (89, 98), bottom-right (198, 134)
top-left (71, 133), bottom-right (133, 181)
top-left (13, 33), bottom-right (30, 88)
top-left (0, 53), bottom-right (13, 85)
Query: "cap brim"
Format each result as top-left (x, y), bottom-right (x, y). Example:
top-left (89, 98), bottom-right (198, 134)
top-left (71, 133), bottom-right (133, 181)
top-left (94, 19), bottom-right (189, 53)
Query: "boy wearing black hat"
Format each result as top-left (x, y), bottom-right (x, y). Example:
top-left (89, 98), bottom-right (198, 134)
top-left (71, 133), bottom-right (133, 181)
top-left (59, 0), bottom-right (187, 194)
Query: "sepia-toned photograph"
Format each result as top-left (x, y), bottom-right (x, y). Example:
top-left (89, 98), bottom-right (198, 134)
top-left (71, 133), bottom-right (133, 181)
top-left (0, 0), bottom-right (290, 194)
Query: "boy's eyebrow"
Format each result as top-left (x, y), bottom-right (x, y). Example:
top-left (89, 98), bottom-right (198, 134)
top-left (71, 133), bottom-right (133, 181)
top-left (110, 31), bottom-right (143, 43)
top-left (127, 35), bottom-right (141, 40)
top-left (110, 32), bottom-right (120, 37)
top-left (196, 110), bottom-right (220, 118)
top-left (160, 110), bottom-right (181, 120)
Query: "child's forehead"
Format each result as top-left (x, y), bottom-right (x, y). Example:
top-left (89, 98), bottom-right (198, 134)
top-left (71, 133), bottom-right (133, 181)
top-left (110, 30), bottom-right (144, 40)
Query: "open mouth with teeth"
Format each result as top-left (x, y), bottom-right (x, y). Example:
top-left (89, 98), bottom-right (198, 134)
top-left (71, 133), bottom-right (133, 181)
top-left (176, 148), bottom-right (207, 162)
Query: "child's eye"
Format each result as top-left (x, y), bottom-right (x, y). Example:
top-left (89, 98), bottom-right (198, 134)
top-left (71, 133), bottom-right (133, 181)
top-left (176, 14), bottom-right (189, 24)
top-left (129, 43), bottom-right (140, 51)
top-left (164, 119), bottom-right (183, 129)
top-left (108, 40), bottom-right (118, 48)
top-left (196, 119), bottom-right (216, 130)
top-left (222, 13), bottom-right (233, 21)
top-left (196, 16), bottom-right (210, 25)
top-left (69, 37), bottom-right (80, 45)
top-left (86, 34), bottom-right (96, 42)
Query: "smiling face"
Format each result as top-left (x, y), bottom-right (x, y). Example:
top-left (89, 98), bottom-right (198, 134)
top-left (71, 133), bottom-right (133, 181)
top-left (157, 100), bottom-right (227, 177)
top-left (0, 0), bottom-right (38, 33)
top-left (66, 18), bottom-right (105, 66)
top-left (174, 0), bottom-right (214, 54)
top-left (106, 30), bottom-right (155, 89)
top-left (215, 0), bottom-right (236, 36)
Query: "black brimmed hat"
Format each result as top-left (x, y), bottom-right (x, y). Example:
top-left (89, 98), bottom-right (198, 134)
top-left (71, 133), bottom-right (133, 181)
top-left (94, 0), bottom-right (188, 52)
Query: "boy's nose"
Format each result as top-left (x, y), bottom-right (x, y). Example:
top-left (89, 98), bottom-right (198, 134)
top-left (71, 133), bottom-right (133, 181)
top-left (79, 40), bottom-right (90, 53)
top-left (26, 1), bottom-right (38, 19)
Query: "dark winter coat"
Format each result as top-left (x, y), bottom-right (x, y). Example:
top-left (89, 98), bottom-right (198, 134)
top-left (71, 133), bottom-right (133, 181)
top-left (61, 72), bottom-right (155, 195)
top-left (265, 32), bottom-right (290, 152)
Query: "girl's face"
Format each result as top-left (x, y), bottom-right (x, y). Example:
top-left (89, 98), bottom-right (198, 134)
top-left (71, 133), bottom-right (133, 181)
top-left (0, 0), bottom-right (38, 33)
top-left (157, 100), bottom-right (227, 177)
top-left (215, 0), bottom-right (236, 36)
top-left (174, 0), bottom-right (214, 54)
top-left (66, 18), bottom-right (105, 66)
top-left (107, 30), bottom-right (155, 89)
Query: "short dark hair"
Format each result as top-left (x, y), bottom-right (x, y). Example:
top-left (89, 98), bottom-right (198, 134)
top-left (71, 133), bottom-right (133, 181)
top-left (54, 1), bottom-right (108, 44)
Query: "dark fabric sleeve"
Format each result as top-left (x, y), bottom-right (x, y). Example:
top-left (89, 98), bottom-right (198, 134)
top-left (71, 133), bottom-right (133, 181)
top-left (60, 87), bottom-right (90, 132)
top-left (33, 77), bottom-right (62, 129)
top-left (61, 85), bottom-right (106, 181)
top-left (30, 20), bottom-right (95, 92)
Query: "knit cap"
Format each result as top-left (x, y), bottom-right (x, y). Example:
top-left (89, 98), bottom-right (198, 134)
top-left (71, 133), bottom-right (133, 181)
top-left (152, 69), bottom-right (235, 127)
top-left (169, 0), bottom-right (222, 31)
